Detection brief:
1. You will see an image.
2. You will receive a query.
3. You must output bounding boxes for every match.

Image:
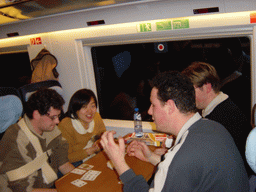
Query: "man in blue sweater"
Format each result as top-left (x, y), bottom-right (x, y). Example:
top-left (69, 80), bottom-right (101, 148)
top-left (100, 71), bottom-right (249, 191)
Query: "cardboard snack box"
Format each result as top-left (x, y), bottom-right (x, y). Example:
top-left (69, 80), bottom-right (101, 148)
top-left (124, 132), bottom-right (167, 147)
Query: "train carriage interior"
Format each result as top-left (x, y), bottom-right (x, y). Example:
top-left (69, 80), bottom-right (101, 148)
top-left (1, 0), bottom-right (256, 190)
top-left (0, 37), bottom-right (252, 123)
top-left (0, 0), bottom-right (256, 135)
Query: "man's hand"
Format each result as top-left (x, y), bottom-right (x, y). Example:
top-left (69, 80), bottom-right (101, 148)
top-left (100, 131), bottom-right (130, 176)
top-left (154, 135), bottom-right (174, 156)
top-left (127, 140), bottom-right (151, 162)
top-left (127, 140), bottom-right (161, 166)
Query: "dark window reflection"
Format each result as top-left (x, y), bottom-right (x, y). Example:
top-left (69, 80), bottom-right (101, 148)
top-left (92, 37), bottom-right (251, 121)
top-left (0, 52), bottom-right (31, 88)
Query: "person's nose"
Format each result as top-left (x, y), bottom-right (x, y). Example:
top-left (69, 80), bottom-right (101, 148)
top-left (148, 105), bottom-right (152, 115)
top-left (55, 117), bottom-right (60, 124)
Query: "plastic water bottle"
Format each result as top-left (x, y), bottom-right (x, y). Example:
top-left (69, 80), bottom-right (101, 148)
top-left (134, 108), bottom-right (143, 137)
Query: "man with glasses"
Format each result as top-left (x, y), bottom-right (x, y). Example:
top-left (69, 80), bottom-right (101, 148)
top-left (0, 88), bottom-right (75, 192)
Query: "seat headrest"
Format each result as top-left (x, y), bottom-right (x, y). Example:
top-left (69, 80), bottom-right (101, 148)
top-left (19, 80), bottom-right (63, 103)
top-left (25, 86), bottom-right (63, 101)
top-left (0, 95), bottom-right (23, 133)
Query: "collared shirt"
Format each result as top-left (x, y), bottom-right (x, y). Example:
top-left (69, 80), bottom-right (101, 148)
top-left (202, 92), bottom-right (228, 117)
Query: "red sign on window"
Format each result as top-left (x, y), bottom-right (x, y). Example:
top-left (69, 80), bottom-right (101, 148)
top-left (30, 37), bottom-right (42, 45)
top-left (250, 13), bottom-right (256, 23)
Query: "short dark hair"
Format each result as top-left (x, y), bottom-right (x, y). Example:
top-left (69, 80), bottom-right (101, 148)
top-left (26, 88), bottom-right (65, 119)
top-left (151, 71), bottom-right (197, 114)
top-left (66, 89), bottom-right (97, 119)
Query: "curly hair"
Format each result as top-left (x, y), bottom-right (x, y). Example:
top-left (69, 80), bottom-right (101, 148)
top-left (151, 71), bottom-right (197, 114)
top-left (66, 89), bottom-right (97, 119)
top-left (26, 88), bottom-right (65, 119)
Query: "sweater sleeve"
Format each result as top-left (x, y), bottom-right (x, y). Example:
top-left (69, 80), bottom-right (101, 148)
top-left (120, 169), bottom-right (151, 192)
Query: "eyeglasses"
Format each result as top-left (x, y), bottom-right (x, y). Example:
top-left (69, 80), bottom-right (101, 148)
top-left (46, 113), bottom-right (61, 121)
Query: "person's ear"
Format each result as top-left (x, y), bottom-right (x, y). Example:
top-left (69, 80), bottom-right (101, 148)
top-left (165, 99), bottom-right (176, 114)
top-left (33, 110), bottom-right (41, 120)
top-left (204, 83), bottom-right (212, 94)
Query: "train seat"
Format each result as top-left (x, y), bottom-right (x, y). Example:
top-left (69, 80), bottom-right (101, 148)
top-left (18, 80), bottom-right (63, 104)
top-left (0, 87), bottom-right (23, 140)
top-left (18, 80), bottom-right (64, 120)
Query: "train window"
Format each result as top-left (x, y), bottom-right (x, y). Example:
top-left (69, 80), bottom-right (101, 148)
top-left (91, 37), bottom-right (251, 121)
top-left (0, 52), bottom-right (31, 88)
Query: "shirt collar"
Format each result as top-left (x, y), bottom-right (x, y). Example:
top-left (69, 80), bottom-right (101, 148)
top-left (174, 112), bottom-right (202, 145)
top-left (71, 117), bottom-right (94, 134)
top-left (202, 92), bottom-right (228, 117)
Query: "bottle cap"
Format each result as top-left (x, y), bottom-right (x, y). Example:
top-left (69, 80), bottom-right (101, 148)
top-left (134, 108), bottom-right (139, 112)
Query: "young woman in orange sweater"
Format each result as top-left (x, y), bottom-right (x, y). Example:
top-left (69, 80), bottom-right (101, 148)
top-left (58, 89), bottom-right (106, 167)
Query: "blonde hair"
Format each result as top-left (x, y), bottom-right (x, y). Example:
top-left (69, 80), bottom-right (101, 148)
top-left (182, 61), bottom-right (221, 93)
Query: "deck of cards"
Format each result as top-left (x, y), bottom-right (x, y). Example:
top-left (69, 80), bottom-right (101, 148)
top-left (70, 164), bottom-right (101, 188)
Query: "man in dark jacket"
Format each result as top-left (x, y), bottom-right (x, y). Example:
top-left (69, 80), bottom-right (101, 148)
top-left (182, 61), bottom-right (253, 176)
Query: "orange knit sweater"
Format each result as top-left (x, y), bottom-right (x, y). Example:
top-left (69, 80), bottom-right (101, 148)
top-left (58, 112), bottom-right (106, 163)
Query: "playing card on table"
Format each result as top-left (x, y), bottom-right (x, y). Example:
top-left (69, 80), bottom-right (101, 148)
top-left (71, 168), bottom-right (87, 175)
top-left (71, 179), bottom-right (87, 187)
top-left (81, 170), bottom-right (101, 181)
top-left (107, 160), bottom-right (114, 170)
top-left (78, 164), bottom-right (94, 170)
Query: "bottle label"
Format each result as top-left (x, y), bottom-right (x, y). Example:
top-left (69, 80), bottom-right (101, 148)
top-left (134, 113), bottom-right (142, 121)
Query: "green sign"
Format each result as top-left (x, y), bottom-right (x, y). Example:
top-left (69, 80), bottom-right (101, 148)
top-left (173, 19), bottom-right (189, 29)
top-left (139, 23), bottom-right (152, 32)
top-left (156, 20), bottom-right (172, 31)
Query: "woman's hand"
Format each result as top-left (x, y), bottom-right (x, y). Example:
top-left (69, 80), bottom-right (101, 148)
top-left (86, 141), bottom-right (101, 156)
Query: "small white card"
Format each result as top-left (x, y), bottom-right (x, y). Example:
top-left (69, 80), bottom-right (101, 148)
top-left (81, 170), bottom-right (101, 181)
top-left (71, 168), bottom-right (87, 175)
top-left (78, 164), bottom-right (94, 170)
top-left (107, 160), bottom-right (114, 170)
top-left (71, 179), bottom-right (87, 187)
